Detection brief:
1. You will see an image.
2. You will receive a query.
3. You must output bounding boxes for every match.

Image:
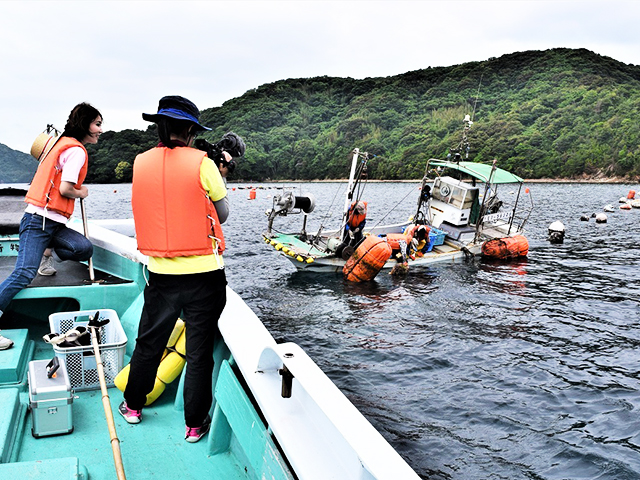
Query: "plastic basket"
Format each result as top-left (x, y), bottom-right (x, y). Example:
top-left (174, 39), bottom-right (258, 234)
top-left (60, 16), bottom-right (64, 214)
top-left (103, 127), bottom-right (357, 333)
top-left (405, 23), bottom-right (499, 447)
top-left (424, 236), bottom-right (435, 252)
top-left (429, 227), bottom-right (446, 246)
top-left (48, 309), bottom-right (127, 392)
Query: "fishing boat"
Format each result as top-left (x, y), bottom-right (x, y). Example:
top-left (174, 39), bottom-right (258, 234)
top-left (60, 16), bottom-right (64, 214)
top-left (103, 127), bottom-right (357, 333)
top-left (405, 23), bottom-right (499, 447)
top-left (263, 118), bottom-right (533, 275)
top-left (0, 187), bottom-right (420, 479)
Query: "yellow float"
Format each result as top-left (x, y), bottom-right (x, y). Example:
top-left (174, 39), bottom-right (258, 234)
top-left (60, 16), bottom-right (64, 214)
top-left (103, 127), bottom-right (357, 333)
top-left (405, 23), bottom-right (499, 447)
top-left (114, 319), bottom-right (187, 405)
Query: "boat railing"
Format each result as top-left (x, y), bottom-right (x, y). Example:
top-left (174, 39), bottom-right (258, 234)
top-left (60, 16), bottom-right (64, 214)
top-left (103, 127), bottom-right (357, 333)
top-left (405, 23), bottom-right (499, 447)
top-left (218, 289), bottom-right (420, 480)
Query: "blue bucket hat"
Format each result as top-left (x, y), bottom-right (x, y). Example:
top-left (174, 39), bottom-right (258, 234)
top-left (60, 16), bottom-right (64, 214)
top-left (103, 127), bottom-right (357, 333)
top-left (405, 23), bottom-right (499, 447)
top-left (142, 95), bottom-right (211, 132)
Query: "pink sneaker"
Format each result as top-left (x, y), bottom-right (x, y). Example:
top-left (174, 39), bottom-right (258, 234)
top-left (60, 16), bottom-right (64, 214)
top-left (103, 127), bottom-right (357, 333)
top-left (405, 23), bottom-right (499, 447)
top-left (185, 415), bottom-right (211, 443)
top-left (118, 401), bottom-right (142, 424)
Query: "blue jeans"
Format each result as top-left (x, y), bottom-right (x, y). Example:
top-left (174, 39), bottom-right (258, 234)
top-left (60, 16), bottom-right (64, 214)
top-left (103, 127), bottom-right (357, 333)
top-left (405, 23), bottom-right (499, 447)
top-left (0, 213), bottom-right (93, 313)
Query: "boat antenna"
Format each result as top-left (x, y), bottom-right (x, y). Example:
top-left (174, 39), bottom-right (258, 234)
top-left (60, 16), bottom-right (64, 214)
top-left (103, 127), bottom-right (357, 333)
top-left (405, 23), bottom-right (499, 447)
top-left (459, 73), bottom-right (483, 160)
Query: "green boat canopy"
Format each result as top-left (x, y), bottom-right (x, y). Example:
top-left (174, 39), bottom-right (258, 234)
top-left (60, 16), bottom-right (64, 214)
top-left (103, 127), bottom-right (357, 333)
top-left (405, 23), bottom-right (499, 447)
top-left (428, 160), bottom-right (524, 184)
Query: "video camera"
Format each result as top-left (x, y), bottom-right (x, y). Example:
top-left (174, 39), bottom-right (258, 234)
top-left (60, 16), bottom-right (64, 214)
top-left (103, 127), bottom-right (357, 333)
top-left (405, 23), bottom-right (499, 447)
top-left (194, 132), bottom-right (246, 175)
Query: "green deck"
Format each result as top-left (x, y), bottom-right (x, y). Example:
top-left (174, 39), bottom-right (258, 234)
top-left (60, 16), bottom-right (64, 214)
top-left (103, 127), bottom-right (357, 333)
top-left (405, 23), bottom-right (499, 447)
top-left (0, 239), bottom-right (294, 480)
top-left (0, 321), bottom-right (292, 479)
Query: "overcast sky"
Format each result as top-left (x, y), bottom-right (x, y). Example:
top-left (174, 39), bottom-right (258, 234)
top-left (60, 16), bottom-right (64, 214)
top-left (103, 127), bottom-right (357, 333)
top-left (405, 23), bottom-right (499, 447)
top-left (1, 0), bottom-right (638, 153)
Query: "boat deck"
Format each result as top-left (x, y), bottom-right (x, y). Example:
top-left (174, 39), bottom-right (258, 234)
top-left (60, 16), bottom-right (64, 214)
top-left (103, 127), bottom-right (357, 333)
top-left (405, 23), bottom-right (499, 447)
top-left (0, 322), bottom-right (255, 480)
top-left (0, 256), bottom-right (131, 288)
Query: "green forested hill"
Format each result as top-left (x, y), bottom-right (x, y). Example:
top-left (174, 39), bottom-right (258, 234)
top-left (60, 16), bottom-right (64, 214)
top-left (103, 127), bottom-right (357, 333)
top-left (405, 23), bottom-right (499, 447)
top-left (196, 48), bottom-right (640, 182)
top-left (3, 48), bottom-right (639, 183)
top-left (0, 143), bottom-right (37, 183)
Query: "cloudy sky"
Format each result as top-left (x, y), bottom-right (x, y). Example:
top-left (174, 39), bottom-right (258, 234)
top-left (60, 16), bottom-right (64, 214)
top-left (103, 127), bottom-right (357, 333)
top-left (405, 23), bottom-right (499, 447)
top-left (1, 0), bottom-right (638, 153)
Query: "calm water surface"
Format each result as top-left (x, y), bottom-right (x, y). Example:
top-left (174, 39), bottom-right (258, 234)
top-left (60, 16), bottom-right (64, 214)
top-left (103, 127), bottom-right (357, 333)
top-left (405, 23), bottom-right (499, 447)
top-left (86, 181), bottom-right (640, 480)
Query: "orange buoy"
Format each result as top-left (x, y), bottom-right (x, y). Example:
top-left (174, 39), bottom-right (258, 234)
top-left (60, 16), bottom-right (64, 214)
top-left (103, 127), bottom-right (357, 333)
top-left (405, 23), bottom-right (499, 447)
top-left (481, 235), bottom-right (529, 260)
top-left (249, 189), bottom-right (256, 200)
top-left (343, 236), bottom-right (392, 282)
top-left (628, 190), bottom-right (636, 199)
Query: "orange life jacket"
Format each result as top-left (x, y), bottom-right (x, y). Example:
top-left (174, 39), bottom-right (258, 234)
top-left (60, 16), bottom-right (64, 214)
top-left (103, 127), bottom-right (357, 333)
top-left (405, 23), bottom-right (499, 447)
top-left (24, 137), bottom-right (88, 218)
top-left (132, 146), bottom-right (225, 257)
top-left (404, 224), bottom-right (430, 243)
top-left (347, 201), bottom-right (367, 229)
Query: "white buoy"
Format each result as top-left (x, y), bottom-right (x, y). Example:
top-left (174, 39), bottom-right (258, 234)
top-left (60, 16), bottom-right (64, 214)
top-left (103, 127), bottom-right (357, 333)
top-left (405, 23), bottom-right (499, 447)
top-left (603, 204), bottom-right (614, 212)
top-left (548, 221), bottom-right (565, 244)
top-left (595, 213), bottom-right (607, 223)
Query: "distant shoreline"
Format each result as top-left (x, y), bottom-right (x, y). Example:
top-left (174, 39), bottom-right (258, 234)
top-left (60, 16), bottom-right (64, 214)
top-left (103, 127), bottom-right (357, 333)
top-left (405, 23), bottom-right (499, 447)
top-left (250, 177), bottom-right (639, 185)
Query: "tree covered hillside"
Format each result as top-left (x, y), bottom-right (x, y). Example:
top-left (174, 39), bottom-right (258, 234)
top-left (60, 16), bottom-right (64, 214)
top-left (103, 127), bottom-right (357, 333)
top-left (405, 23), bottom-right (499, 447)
top-left (0, 144), bottom-right (37, 183)
top-left (81, 48), bottom-right (640, 182)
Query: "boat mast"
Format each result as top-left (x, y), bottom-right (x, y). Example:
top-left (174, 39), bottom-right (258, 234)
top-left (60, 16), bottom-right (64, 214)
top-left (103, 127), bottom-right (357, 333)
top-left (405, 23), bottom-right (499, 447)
top-left (474, 159), bottom-right (498, 242)
top-left (341, 148), bottom-right (361, 242)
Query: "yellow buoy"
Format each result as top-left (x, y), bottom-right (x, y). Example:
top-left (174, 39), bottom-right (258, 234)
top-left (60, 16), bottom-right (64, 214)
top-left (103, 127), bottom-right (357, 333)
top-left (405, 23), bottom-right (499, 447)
top-left (156, 351), bottom-right (186, 384)
top-left (173, 327), bottom-right (187, 355)
top-left (114, 363), bottom-right (167, 406)
top-left (166, 319), bottom-right (185, 348)
top-left (114, 319), bottom-right (187, 405)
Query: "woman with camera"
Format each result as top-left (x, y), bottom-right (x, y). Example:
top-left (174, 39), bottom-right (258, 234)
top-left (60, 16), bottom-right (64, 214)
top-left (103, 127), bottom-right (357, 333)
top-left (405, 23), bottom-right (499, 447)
top-left (120, 95), bottom-right (230, 444)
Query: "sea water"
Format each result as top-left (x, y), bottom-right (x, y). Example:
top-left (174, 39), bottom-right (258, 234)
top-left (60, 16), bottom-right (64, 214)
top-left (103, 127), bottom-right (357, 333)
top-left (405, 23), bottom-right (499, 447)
top-left (86, 181), bottom-right (640, 480)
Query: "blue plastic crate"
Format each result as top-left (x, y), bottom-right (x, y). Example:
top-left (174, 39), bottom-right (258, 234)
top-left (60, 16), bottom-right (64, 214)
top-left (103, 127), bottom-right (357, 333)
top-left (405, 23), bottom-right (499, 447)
top-left (424, 236), bottom-right (435, 252)
top-left (429, 227), bottom-right (446, 246)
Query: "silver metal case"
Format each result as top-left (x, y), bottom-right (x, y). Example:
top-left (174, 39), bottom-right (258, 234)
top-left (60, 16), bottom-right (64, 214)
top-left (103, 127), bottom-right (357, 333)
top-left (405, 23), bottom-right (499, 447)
top-left (28, 359), bottom-right (74, 438)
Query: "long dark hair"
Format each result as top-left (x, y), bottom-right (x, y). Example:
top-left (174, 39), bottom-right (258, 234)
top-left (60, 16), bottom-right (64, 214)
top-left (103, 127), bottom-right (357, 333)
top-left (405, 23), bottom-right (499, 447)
top-left (157, 117), bottom-right (195, 149)
top-left (62, 103), bottom-right (102, 141)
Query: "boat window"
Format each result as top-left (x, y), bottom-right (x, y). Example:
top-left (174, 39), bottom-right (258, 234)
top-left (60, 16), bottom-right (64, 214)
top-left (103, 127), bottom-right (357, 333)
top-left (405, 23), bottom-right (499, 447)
top-left (462, 189), bottom-right (478, 209)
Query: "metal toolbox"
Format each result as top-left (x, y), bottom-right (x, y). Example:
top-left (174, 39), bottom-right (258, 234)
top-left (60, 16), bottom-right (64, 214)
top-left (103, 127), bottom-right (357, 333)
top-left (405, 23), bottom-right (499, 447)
top-left (28, 358), bottom-right (74, 438)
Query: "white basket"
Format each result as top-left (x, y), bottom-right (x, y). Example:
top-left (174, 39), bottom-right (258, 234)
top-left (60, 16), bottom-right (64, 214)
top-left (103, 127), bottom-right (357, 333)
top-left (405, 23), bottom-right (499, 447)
top-left (48, 309), bottom-right (127, 392)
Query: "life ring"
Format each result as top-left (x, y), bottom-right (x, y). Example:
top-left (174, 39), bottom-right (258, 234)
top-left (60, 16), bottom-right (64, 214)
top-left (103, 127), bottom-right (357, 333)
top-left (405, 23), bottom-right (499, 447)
top-left (114, 319), bottom-right (186, 405)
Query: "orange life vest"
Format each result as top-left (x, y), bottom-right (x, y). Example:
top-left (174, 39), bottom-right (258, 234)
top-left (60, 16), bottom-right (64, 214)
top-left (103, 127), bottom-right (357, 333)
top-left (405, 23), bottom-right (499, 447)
top-left (404, 224), bottom-right (430, 242)
top-left (132, 146), bottom-right (225, 257)
top-left (24, 137), bottom-right (88, 218)
top-left (346, 201), bottom-right (367, 229)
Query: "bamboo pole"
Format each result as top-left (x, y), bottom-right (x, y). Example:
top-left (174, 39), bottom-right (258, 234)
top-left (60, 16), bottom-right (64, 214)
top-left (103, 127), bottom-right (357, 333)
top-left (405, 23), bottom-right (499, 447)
top-left (90, 324), bottom-right (127, 480)
top-left (80, 198), bottom-right (96, 282)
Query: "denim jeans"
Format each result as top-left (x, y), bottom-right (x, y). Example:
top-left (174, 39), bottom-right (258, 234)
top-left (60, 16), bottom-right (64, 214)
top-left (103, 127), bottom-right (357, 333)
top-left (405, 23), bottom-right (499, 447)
top-left (0, 213), bottom-right (93, 313)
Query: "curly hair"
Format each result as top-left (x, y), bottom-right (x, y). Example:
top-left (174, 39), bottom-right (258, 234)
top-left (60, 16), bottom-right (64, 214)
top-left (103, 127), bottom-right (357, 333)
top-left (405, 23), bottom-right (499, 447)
top-left (62, 103), bottom-right (102, 141)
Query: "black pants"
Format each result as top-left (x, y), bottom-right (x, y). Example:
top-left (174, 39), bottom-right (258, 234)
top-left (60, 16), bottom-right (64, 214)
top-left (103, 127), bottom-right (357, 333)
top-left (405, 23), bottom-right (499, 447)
top-left (124, 269), bottom-right (227, 427)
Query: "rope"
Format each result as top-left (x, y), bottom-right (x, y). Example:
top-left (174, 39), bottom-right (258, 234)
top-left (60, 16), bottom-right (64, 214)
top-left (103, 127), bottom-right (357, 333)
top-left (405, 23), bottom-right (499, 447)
top-left (369, 185), bottom-right (417, 230)
top-left (313, 182), bottom-right (346, 238)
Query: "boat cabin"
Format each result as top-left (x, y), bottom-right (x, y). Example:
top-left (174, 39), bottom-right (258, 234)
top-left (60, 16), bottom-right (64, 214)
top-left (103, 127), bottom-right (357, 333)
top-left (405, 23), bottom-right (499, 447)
top-left (429, 175), bottom-right (480, 227)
